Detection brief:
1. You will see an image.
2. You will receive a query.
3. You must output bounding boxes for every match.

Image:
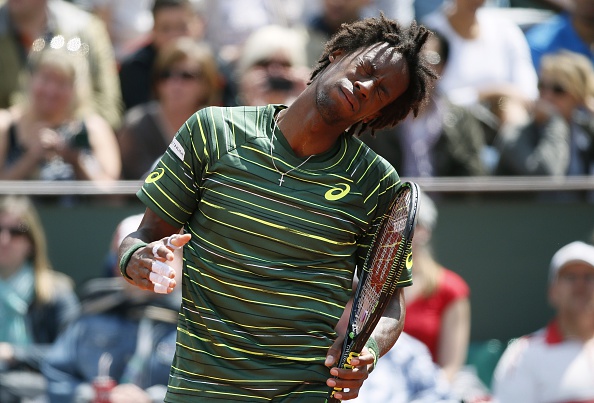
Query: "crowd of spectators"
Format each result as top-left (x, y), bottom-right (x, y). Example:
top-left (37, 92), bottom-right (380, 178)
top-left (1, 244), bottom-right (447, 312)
top-left (0, 0), bottom-right (593, 402)
top-left (0, 0), bottom-right (592, 187)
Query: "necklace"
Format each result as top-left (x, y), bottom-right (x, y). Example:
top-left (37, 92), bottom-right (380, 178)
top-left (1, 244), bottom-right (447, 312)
top-left (269, 111), bottom-right (315, 186)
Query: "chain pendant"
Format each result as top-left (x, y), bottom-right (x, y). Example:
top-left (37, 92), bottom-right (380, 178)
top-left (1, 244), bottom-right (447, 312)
top-left (270, 109), bottom-right (315, 188)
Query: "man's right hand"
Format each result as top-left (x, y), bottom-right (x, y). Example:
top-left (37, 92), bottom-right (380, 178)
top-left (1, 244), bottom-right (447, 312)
top-left (123, 233), bottom-right (191, 293)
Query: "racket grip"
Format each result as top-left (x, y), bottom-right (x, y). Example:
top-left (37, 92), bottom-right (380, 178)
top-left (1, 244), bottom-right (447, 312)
top-left (326, 351), bottom-right (360, 403)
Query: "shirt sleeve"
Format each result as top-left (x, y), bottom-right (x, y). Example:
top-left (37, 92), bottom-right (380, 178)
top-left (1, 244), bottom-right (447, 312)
top-left (137, 109), bottom-right (209, 227)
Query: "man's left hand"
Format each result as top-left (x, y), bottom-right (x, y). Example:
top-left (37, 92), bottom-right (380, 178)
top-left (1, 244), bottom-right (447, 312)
top-left (325, 337), bottom-right (374, 401)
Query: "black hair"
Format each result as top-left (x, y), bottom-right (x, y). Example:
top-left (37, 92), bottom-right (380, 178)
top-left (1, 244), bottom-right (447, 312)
top-left (310, 14), bottom-right (438, 136)
top-left (152, 0), bottom-right (190, 16)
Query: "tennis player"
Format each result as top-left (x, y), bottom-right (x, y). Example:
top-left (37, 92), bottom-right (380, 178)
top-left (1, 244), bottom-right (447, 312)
top-left (118, 15), bottom-right (437, 402)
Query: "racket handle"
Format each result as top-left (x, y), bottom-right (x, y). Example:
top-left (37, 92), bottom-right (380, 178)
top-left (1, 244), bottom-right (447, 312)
top-left (326, 351), bottom-right (360, 403)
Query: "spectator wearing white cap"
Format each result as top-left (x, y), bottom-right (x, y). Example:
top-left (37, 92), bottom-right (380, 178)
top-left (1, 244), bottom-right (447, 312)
top-left (492, 241), bottom-right (594, 403)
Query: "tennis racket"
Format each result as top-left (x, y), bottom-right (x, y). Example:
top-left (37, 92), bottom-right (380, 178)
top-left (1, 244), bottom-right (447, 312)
top-left (326, 181), bottom-right (420, 403)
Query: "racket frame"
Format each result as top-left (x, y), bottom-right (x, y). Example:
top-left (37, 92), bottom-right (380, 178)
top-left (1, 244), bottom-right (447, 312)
top-left (327, 181), bottom-right (420, 402)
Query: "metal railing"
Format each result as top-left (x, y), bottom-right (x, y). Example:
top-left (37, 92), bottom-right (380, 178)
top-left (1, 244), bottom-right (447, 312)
top-left (1, 176), bottom-right (593, 195)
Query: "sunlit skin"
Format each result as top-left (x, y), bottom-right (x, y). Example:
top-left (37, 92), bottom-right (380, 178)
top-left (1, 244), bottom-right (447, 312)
top-left (278, 42), bottom-right (410, 158)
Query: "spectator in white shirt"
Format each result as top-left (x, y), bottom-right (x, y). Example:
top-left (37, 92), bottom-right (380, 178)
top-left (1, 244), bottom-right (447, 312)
top-left (492, 241), bottom-right (594, 403)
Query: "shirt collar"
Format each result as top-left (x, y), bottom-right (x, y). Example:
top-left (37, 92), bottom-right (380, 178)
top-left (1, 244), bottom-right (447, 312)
top-left (545, 319), bottom-right (564, 345)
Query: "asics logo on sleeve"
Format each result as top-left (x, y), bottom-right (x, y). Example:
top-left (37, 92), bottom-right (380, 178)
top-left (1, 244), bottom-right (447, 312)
top-left (145, 168), bottom-right (165, 184)
top-left (325, 183), bottom-right (351, 201)
top-left (406, 251), bottom-right (413, 270)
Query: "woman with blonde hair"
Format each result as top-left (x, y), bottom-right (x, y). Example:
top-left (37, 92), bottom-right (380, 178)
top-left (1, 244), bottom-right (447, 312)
top-left (0, 45), bottom-right (121, 182)
top-left (0, 195), bottom-right (80, 402)
top-left (496, 50), bottom-right (594, 178)
top-left (117, 37), bottom-right (222, 179)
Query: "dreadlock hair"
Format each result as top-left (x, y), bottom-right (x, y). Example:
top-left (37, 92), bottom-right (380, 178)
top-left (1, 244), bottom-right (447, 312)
top-left (309, 14), bottom-right (438, 136)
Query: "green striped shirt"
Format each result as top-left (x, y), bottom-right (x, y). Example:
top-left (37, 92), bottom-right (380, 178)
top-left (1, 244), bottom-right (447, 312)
top-left (138, 105), bottom-right (411, 402)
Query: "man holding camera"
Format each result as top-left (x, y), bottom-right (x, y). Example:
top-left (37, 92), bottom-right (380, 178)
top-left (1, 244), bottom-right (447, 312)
top-left (235, 25), bottom-right (310, 107)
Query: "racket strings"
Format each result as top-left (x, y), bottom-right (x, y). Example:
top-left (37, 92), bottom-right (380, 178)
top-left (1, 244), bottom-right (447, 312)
top-left (352, 189), bottom-right (412, 334)
top-left (329, 183), bottom-right (419, 402)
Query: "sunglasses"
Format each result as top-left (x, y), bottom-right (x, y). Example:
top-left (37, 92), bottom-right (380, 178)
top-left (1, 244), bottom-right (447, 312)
top-left (159, 70), bottom-right (202, 81)
top-left (0, 225), bottom-right (29, 238)
top-left (253, 59), bottom-right (292, 69)
top-left (537, 81), bottom-right (567, 96)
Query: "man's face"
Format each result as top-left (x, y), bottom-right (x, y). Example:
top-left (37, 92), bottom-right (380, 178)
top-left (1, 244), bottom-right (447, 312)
top-left (152, 6), bottom-right (197, 50)
top-left (549, 261), bottom-right (594, 316)
top-left (314, 42), bottom-right (410, 129)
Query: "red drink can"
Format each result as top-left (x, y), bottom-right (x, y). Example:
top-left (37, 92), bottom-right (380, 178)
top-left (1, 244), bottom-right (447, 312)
top-left (92, 376), bottom-right (117, 403)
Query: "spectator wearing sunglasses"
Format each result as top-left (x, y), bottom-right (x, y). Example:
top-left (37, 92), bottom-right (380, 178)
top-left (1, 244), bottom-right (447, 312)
top-left (495, 50), bottom-right (594, 180)
top-left (0, 195), bottom-right (80, 403)
top-left (117, 37), bottom-right (222, 180)
top-left (118, 0), bottom-right (205, 112)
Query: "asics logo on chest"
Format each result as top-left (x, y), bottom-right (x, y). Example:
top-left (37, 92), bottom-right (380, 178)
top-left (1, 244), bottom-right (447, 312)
top-left (325, 183), bottom-right (351, 201)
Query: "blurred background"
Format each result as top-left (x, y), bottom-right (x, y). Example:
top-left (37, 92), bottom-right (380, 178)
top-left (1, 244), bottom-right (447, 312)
top-left (0, 0), bottom-right (593, 401)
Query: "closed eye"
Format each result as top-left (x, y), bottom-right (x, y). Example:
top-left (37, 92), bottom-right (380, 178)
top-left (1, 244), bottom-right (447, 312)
top-left (357, 58), bottom-right (388, 101)
top-left (366, 62), bottom-right (386, 100)
top-left (362, 60), bottom-right (375, 76)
